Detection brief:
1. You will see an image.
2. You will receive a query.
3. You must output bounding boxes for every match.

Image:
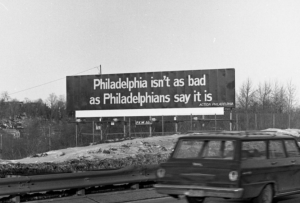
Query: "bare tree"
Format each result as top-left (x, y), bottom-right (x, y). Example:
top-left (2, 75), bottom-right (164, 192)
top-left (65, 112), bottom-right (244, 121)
top-left (286, 80), bottom-right (297, 113)
top-left (286, 80), bottom-right (297, 128)
top-left (237, 78), bottom-right (256, 130)
top-left (237, 78), bottom-right (256, 112)
top-left (1, 91), bottom-right (11, 101)
top-left (272, 81), bottom-right (286, 113)
top-left (46, 93), bottom-right (58, 119)
top-left (257, 81), bottom-right (272, 112)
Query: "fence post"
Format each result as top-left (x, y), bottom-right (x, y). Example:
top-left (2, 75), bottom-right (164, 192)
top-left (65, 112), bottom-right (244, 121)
top-left (174, 116), bottom-right (178, 133)
top-left (129, 118), bottom-right (131, 138)
top-left (229, 110), bottom-right (232, 131)
top-left (149, 116), bottom-right (152, 137)
top-left (162, 115), bottom-right (164, 136)
top-left (255, 114), bottom-right (257, 130)
top-left (236, 114), bottom-right (239, 131)
top-left (75, 123), bottom-right (78, 147)
top-left (273, 114), bottom-right (275, 128)
top-left (190, 114), bottom-right (193, 131)
top-left (0, 134), bottom-right (2, 159)
top-left (246, 113), bottom-right (249, 130)
top-left (123, 116), bottom-right (126, 138)
top-left (49, 125), bottom-right (51, 151)
top-left (92, 121), bottom-right (95, 143)
top-left (288, 114), bottom-right (291, 128)
top-left (215, 114), bottom-right (217, 130)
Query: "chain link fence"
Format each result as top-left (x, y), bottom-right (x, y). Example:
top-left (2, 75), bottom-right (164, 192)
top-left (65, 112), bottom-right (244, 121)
top-left (74, 112), bottom-right (300, 146)
top-left (2, 111), bottom-right (300, 159)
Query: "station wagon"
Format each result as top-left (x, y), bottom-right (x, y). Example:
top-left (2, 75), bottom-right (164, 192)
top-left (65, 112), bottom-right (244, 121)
top-left (154, 131), bottom-right (300, 203)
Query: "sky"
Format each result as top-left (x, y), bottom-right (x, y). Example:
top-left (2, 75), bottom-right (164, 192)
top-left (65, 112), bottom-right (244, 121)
top-left (1, 0), bottom-right (300, 102)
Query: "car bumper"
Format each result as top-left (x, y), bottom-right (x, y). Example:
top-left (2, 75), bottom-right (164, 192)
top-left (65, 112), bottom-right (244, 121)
top-left (154, 184), bottom-right (244, 198)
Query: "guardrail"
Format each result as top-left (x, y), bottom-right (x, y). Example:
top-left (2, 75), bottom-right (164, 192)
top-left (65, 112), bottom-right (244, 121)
top-left (0, 165), bottom-right (158, 202)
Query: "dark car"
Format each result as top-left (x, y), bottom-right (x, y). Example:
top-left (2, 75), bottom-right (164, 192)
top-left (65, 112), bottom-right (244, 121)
top-left (154, 131), bottom-right (300, 203)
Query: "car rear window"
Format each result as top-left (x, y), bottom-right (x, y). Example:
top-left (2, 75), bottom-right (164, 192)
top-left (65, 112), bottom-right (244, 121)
top-left (242, 141), bottom-right (266, 160)
top-left (269, 140), bottom-right (286, 159)
top-left (285, 140), bottom-right (300, 157)
top-left (173, 139), bottom-right (235, 159)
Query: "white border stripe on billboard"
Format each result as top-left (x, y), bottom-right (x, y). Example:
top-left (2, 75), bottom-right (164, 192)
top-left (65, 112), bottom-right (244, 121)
top-left (75, 107), bottom-right (224, 118)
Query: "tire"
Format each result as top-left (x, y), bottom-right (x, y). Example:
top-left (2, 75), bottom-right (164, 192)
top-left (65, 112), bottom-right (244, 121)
top-left (252, 184), bottom-right (273, 203)
top-left (186, 196), bottom-right (205, 203)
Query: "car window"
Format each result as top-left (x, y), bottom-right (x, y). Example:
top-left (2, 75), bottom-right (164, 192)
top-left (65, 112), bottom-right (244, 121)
top-left (173, 140), bottom-right (204, 158)
top-left (285, 140), bottom-right (300, 157)
top-left (242, 141), bottom-right (266, 160)
top-left (269, 140), bottom-right (286, 159)
top-left (173, 139), bottom-right (235, 160)
top-left (202, 140), bottom-right (222, 158)
top-left (224, 141), bottom-right (235, 159)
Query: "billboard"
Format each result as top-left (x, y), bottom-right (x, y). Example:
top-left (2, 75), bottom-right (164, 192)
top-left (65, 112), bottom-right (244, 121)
top-left (67, 68), bottom-right (235, 113)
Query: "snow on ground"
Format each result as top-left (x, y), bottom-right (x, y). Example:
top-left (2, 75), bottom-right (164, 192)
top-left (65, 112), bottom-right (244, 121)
top-left (11, 134), bottom-right (184, 164)
top-left (9, 129), bottom-right (300, 164)
top-left (263, 128), bottom-right (300, 137)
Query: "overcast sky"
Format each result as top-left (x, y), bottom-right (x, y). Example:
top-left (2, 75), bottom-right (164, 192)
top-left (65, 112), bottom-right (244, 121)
top-left (1, 0), bottom-right (300, 101)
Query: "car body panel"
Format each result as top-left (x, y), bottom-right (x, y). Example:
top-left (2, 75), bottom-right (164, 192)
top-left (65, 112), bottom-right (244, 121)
top-left (154, 131), bottom-right (300, 200)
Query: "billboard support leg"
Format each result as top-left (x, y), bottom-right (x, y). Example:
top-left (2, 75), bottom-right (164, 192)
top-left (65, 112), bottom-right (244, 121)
top-left (123, 116), bottom-right (126, 138)
top-left (76, 123), bottom-right (78, 147)
top-left (190, 114), bottom-right (193, 131)
top-left (230, 110), bottom-right (232, 131)
top-left (129, 118), bottom-right (131, 138)
top-left (149, 116), bottom-right (152, 137)
top-left (92, 121), bottom-right (95, 143)
top-left (162, 115), bottom-right (164, 136)
top-left (175, 116), bottom-right (178, 133)
top-left (215, 114), bottom-right (217, 131)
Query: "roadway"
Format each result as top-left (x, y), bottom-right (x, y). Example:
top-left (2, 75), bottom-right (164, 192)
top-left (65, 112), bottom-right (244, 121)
top-left (29, 189), bottom-right (300, 203)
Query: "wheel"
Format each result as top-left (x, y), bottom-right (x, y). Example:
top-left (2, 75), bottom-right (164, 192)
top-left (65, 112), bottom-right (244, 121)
top-left (252, 184), bottom-right (273, 203)
top-left (186, 196), bottom-right (205, 203)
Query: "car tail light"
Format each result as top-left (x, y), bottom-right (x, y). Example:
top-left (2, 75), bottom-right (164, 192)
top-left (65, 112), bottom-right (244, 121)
top-left (157, 168), bottom-right (166, 178)
top-left (229, 171), bottom-right (239, 181)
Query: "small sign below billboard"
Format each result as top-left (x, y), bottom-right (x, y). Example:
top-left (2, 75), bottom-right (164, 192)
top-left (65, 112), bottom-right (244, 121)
top-left (135, 120), bottom-right (153, 125)
top-left (95, 123), bottom-right (101, 130)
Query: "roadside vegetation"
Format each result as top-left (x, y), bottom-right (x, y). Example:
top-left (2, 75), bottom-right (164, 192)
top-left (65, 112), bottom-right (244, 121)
top-left (0, 79), bottom-right (299, 160)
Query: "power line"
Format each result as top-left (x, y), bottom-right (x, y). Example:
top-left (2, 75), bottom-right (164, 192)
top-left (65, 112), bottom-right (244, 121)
top-left (8, 67), bottom-right (98, 96)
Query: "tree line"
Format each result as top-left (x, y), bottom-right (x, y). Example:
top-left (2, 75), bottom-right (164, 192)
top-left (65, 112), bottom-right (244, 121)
top-left (0, 79), bottom-right (299, 159)
top-left (236, 79), bottom-right (299, 130)
top-left (0, 92), bottom-right (74, 159)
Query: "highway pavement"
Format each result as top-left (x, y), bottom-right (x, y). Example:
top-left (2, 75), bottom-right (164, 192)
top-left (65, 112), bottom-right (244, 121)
top-left (30, 189), bottom-right (300, 203)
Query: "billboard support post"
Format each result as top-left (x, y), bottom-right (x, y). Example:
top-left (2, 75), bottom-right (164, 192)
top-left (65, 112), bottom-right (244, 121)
top-left (75, 123), bottom-right (78, 147)
top-left (123, 117), bottom-right (126, 138)
top-left (162, 115), bottom-right (164, 136)
top-left (100, 126), bottom-right (102, 141)
top-left (230, 110), bottom-right (232, 131)
top-left (99, 118), bottom-right (102, 142)
top-left (190, 114), bottom-right (193, 131)
top-left (174, 116), bottom-right (178, 133)
top-left (92, 121), bottom-right (95, 143)
top-left (215, 114), bottom-right (217, 130)
top-left (149, 116), bottom-right (152, 137)
top-left (129, 118), bottom-right (131, 138)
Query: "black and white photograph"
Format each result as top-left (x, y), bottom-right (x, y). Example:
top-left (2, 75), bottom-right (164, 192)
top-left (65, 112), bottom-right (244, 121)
top-left (1, 1), bottom-right (300, 203)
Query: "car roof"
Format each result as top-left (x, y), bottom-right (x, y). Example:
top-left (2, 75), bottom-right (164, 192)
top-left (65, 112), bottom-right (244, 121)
top-left (179, 130), bottom-right (297, 140)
